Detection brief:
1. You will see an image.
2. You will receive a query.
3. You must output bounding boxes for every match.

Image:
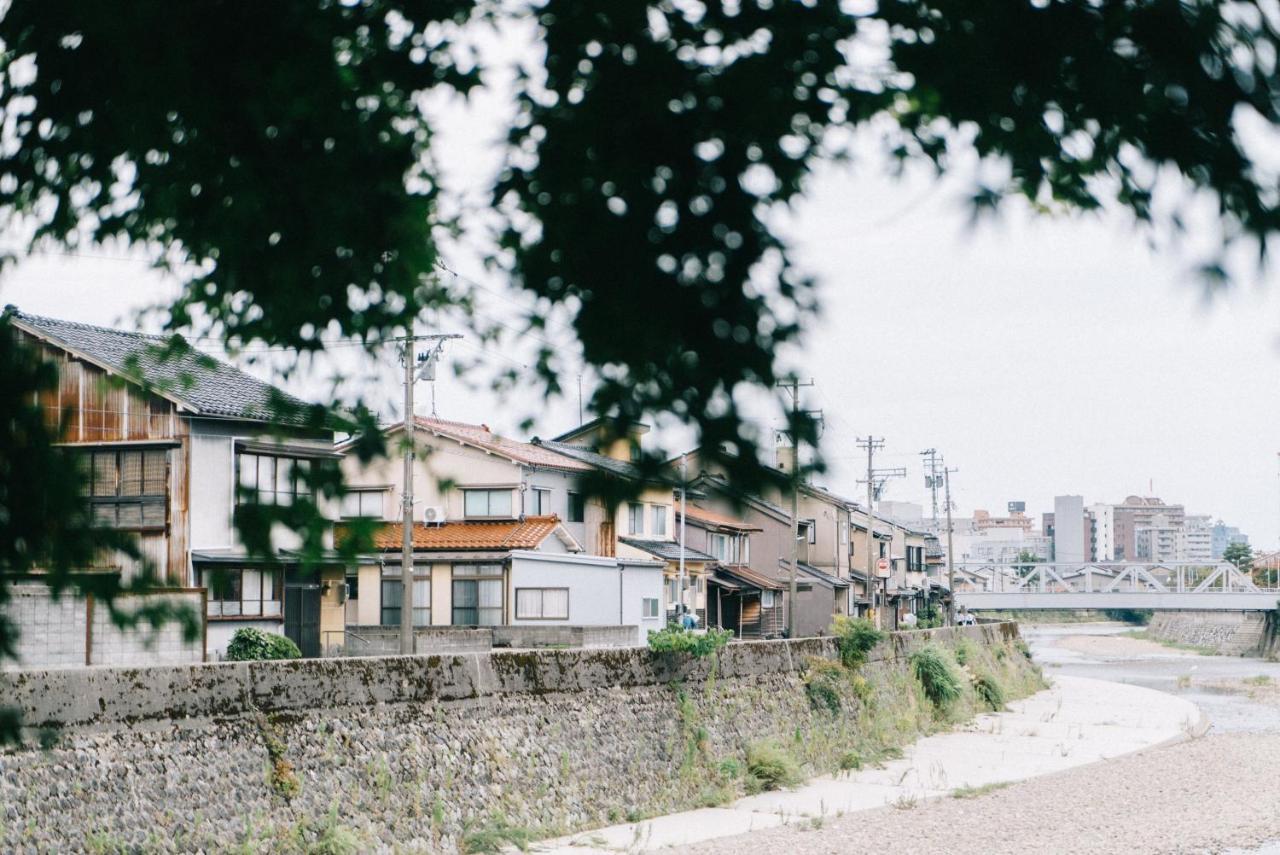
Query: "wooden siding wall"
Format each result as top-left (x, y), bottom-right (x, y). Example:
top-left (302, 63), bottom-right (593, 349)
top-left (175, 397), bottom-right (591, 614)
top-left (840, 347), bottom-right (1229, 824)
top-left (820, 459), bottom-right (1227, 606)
top-left (24, 335), bottom-right (189, 585)
top-left (29, 340), bottom-right (178, 444)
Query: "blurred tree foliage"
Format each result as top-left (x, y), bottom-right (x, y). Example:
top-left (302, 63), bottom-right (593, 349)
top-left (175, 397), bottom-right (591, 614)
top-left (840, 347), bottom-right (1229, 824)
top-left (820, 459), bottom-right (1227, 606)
top-left (3, 1), bottom-right (1278, 483)
top-left (1, 1), bottom-right (1279, 715)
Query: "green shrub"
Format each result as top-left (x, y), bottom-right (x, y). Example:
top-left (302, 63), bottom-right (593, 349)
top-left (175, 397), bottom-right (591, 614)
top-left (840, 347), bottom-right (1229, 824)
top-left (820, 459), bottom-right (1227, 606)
top-left (647, 624), bottom-right (734, 657)
top-left (804, 675), bottom-right (842, 714)
top-left (911, 644), bottom-right (963, 709)
top-left (225, 627), bottom-right (302, 661)
top-left (803, 657), bottom-right (850, 714)
top-left (745, 740), bottom-right (802, 791)
top-left (953, 637), bottom-right (977, 667)
top-left (838, 751), bottom-right (862, 771)
top-left (461, 813), bottom-right (531, 854)
top-left (972, 670), bottom-right (1006, 711)
top-left (830, 616), bottom-right (883, 668)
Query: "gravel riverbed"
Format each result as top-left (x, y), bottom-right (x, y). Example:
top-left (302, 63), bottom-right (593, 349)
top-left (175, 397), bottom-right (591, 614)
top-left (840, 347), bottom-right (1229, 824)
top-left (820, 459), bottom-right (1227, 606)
top-left (684, 627), bottom-right (1280, 854)
top-left (685, 731), bottom-right (1280, 855)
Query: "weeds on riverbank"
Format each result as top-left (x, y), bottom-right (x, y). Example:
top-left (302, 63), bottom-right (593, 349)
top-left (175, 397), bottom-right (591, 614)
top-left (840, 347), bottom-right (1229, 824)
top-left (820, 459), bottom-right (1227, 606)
top-left (1122, 630), bottom-right (1216, 656)
top-left (911, 645), bottom-right (964, 710)
top-left (461, 813), bottom-right (531, 854)
top-left (952, 781), bottom-right (1012, 799)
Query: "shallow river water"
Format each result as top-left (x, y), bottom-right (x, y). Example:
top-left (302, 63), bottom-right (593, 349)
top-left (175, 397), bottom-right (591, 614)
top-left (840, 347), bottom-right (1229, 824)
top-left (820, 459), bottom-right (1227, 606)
top-left (1023, 621), bottom-right (1280, 735)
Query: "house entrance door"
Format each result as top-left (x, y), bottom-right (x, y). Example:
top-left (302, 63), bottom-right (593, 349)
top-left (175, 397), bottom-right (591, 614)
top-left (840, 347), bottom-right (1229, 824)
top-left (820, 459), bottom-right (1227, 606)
top-left (284, 582), bottom-right (322, 657)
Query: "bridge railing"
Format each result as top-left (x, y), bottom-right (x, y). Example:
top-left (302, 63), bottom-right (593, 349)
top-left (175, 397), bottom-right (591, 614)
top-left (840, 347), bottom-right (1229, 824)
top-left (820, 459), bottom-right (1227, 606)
top-left (953, 561), bottom-right (1278, 596)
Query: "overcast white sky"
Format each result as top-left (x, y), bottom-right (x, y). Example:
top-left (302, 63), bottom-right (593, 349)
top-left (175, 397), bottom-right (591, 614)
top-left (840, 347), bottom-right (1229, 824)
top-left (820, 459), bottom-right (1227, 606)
top-left (5, 32), bottom-right (1280, 549)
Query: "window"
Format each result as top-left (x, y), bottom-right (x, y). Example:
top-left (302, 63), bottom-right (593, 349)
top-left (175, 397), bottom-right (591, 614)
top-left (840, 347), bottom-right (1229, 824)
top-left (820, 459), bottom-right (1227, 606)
top-left (741, 535), bottom-right (751, 564)
top-left (202, 568), bottom-right (282, 618)
top-left (642, 597), bottom-right (659, 618)
top-left (346, 574), bottom-right (359, 601)
top-left (651, 505), bottom-right (668, 536)
top-left (840, 521), bottom-right (849, 545)
top-left (238, 453), bottom-right (312, 506)
top-left (761, 590), bottom-right (776, 608)
top-left (530, 487), bottom-right (552, 516)
top-left (452, 564), bottom-right (503, 625)
top-left (380, 577), bottom-right (430, 627)
top-left (629, 442), bottom-right (642, 462)
top-left (628, 502), bottom-right (645, 535)
top-left (567, 491), bottom-right (585, 523)
top-left (463, 489), bottom-right (513, 518)
top-left (340, 489), bottom-right (386, 519)
top-left (515, 588), bottom-right (569, 620)
top-left (879, 541), bottom-right (887, 558)
top-left (804, 519), bottom-right (817, 545)
top-left (82, 448), bottom-right (167, 529)
top-left (708, 533), bottom-right (730, 561)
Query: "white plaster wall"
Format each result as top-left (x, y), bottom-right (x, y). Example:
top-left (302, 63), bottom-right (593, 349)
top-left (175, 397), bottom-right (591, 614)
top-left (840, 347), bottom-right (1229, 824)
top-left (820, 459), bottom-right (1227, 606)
top-left (621, 561), bottom-right (665, 639)
top-left (508, 552), bottom-right (617, 625)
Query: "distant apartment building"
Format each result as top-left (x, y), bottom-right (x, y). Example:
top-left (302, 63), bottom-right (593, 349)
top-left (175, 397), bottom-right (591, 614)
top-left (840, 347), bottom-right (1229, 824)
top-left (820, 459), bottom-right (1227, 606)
top-left (1052, 495), bottom-right (1087, 563)
top-left (1135, 513), bottom-right (1181, 563)
top-left (1087, 503), bottom-right (1115, 562)
top-left (1112, 496), bottom-right (1185, 561)
top-left (971, 507), bottom-right (1034, 533)
top-left (1211, 521), bottom-right (1249, 559)
top-left (1180, 515), bottom-right (1214, 562)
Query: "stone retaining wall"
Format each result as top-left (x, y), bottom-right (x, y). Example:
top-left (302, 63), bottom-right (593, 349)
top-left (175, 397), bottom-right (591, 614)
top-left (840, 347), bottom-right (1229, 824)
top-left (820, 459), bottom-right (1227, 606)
top-left (0, 623), bottom-right (1036, 853)
top-left (1147, 610), bottom-right (1268, 655)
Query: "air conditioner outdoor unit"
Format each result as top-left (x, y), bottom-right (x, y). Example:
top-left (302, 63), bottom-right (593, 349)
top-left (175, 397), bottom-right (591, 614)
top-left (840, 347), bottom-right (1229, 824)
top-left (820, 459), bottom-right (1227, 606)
top-left (423, 505), bottom-right (447, 526)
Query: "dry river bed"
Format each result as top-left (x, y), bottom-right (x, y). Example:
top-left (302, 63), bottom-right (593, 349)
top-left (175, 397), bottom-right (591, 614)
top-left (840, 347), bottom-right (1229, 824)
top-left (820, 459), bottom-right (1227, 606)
top-left (684, 622), bottom-right (1280, 855)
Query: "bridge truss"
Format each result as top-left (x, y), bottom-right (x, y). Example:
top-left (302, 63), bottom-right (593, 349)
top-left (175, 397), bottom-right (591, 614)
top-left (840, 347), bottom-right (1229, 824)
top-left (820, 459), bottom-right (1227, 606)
top-left (953, 561), bottom-right (1280, 611)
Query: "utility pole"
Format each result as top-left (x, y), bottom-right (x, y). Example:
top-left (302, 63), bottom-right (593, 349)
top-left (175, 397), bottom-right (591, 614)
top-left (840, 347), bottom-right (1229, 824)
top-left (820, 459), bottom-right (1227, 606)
top-left (777, 377), bottom-right (815, 639)
top-left (857, 437), bottom-right (905, 630)
top-left (944, 465), bottom-right (958, 626)
top-left (397, 331), bottom-right (461, 655)
top-left (920, 448), bottom-right (942, 523)
top-left (678, 454), bottom-right (688, 623)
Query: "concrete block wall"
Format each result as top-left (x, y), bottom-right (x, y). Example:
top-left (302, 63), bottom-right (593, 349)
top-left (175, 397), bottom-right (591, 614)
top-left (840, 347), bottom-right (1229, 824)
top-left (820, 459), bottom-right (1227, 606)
top-left (2, 586), bottom-right (205, 671)
top-left (342, 626), bottom-right (494, 656)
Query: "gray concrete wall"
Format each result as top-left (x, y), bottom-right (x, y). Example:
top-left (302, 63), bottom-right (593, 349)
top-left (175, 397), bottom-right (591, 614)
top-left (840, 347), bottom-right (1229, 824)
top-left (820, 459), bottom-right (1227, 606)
top-left (0, 623), bottom-right (1031, 853)
top-left (341, 626), bottom-right (494, 655)
top-left (492, 624), bottom-right (638, 648)
top-left (1147, 610), bottom-right (1269, 656)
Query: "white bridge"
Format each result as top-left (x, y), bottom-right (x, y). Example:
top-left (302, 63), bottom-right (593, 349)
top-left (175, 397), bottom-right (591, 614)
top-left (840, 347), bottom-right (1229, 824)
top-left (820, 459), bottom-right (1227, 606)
top-left (952, 561), bottom-right (1280, 611)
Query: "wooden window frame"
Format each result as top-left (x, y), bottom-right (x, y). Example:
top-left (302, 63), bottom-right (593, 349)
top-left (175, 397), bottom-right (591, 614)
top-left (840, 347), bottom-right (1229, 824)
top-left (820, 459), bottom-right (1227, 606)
top-left (83, 448), bottom-right (168, 531)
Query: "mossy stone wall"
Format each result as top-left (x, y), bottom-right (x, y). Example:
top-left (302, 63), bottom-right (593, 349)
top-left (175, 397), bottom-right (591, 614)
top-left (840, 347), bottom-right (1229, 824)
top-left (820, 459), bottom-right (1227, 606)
top-left (0, 623), bottom-right (1042, 853)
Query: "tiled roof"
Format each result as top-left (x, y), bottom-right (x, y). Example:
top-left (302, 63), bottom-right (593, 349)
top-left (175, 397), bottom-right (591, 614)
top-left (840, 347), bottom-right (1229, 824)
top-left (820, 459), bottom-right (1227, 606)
top-left (338, 516), bottom-right (565, 551)
top-left (679, 504), bottom-right (762, 532)
top-left (535, 439), bottom-right (645, 479)
top-left (715, 565), bottom-right (784, 591)
top-left (794, 561), bottom-right (851, 589)
top-left (11, 310), bottom-right (316, 425)
top-left (415, 418), bottom-right (592, 472)
top-left (619, 537), bottom-right (716, 563)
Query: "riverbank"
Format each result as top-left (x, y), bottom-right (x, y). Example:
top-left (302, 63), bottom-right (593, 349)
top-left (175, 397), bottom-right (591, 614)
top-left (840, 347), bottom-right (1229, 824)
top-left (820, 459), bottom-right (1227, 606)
top-left (672, 623), bottom-right (1280, 855)
top-left (685, 732), bottom-right (1280, 855)
top-left (535, 674), bottom-right (1199, 853)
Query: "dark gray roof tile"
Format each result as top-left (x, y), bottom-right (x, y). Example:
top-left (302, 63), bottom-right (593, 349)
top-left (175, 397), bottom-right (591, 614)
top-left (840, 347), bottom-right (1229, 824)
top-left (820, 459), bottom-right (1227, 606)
top-left (12, 310), bottom-right (316, 426)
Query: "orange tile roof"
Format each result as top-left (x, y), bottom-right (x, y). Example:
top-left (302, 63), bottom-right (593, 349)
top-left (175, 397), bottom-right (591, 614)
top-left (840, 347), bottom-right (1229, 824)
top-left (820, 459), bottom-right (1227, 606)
top-left (679, 504), bottom-right (762, 532)
top-left (414, 417), bottom-right (593, 472)
top-left (337, 515), bottom-right (564, 551)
